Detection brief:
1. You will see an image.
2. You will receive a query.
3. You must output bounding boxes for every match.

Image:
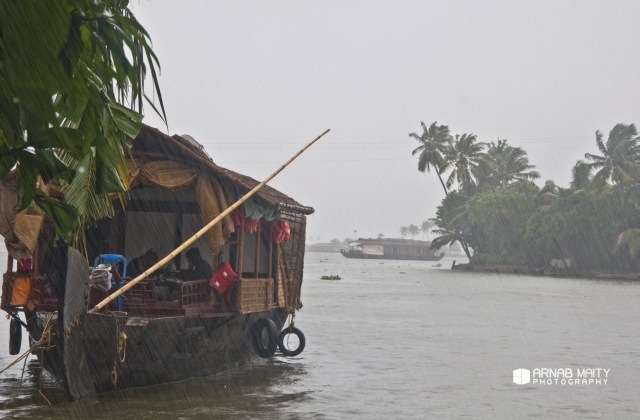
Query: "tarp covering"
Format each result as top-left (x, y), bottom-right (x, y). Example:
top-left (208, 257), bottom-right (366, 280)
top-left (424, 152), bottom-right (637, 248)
top-left (0, 174), bottom-right (45, 260)
top-left (128, 159), bottom-right (235, 256)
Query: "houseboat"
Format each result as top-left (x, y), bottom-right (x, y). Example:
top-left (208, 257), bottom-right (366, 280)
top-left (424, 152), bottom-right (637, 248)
top-left (0, 125), bottom-right (311, 400)
top-left (340, 238), bottom-right (444, 261)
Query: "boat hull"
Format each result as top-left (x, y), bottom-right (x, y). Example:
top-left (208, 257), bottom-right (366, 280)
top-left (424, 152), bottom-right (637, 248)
top-left (340, 249), bottom-right (444, 261)
top-left (26, 308), bottom-right (288, 399)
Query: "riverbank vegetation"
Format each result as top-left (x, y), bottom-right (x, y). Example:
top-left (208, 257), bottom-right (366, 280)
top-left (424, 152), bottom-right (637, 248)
top-left (410, 121), bottom-right (640, 272)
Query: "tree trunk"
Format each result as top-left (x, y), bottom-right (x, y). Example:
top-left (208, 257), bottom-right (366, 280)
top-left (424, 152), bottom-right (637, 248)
top-left (460, 241), bottom-right (472, 260)
top-left (436, 171), bottom-right (449, 197)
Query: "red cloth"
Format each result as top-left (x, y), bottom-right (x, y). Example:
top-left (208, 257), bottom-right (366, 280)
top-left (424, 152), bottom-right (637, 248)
top-left (271, 219), bottom-right (291, 243)
top-left (210, 262), bottom-right (237, 300)
top-left (17, 258), bottom-right (32, 272)
top-left (231, 207), bottom-right (245, 228)
top-left (244, 219), bottom-right (260, 233)
top-left (231, 206), bottom-right (262, 233)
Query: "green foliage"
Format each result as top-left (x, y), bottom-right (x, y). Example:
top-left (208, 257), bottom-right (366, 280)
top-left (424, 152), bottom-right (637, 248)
top-left (417, 120), bottom-right (640, 271)
top-left (420, 220), bottom-right (433, 240)
top-left (320, 275), bottom-right (341, 280)
top-left (466, 182), bottom-right (540, 259)
top-left (399, 226), bottom-right (408, 238)
top-left (585, 123), bottom-right (640, 191)
top-left (409, 121), bottom-right (451, 195)
top-left (524, 190), bottom-right (635, 270)
top-left (614, 228), bottom-right (640, 259)
top-left (408, 224), bottom-right (419, 239)
top-left (0, 0), bottom-right (165, 246)
top-left (480, 139), bottom-right (540, 188)
top-left (441, 133), bottom-right (487, 194)
top-left (570, 160), bottom-right (592, 191)
top-left (429, 191), bottom-right (475, 259)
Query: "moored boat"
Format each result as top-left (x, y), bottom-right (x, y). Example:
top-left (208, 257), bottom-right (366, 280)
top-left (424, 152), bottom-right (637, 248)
top-left (0, 125), bottom-right (312, 400)
top-left (340, 238), bottom-right (444, 261)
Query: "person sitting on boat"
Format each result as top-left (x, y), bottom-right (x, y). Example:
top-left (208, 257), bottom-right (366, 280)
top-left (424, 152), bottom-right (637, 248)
top-left (185, 247), bottom-right (213, 281)
top-left (128, 249), bottom-right (159, 279)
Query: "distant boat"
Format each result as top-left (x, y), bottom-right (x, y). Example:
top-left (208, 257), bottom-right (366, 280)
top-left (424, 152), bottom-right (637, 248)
top-left (594, 272), bottom-right (640, 279)
top-left (340, 238), bottom-right (444, 261)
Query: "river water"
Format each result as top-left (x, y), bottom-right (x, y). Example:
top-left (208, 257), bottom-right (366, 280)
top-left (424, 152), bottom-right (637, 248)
top-left (0, 249), bottom-right (639, 419)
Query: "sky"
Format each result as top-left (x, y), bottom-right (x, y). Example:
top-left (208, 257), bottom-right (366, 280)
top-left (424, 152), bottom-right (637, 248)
top-left (130, 0), bottom-right (640, 243)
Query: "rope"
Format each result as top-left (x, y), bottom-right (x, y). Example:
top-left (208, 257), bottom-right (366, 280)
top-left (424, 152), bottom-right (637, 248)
top-left (107, 311), bottom-right (127, 388)
top-left (0, 312), bottom-right (57, 406)
top-left (4, 354), bottom-right (28, 408)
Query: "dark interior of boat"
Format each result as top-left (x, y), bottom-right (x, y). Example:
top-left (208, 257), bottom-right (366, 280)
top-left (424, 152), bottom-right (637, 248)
top-left (20, 183), bottom-right (304, 318)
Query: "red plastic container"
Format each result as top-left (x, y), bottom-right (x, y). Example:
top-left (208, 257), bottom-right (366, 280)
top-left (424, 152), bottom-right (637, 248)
top-left (210, 262), bottom-right (237, 300)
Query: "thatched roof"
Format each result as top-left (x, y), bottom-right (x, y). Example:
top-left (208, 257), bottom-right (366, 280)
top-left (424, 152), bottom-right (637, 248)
top-left (132, 124), bottom-right (314, 215)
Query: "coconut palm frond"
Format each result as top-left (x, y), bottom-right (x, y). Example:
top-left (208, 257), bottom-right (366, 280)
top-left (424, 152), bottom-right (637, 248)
top-left (429, 232), bottom-right (457, 250)
top-left (570, 160), bottom-right (592, 191)
top-left (409, 121), bottom-right (451, 182)
top-left (586, 124), bottom-right (640, 190)
top-left (595, 130), bottom-right (607, 155)
top-left (60, 150), bottom-right (116, 250)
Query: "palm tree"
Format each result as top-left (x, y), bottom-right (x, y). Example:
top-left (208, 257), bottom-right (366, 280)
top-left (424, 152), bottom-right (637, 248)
top-left (408, 224), bottom-right (420, 240)
top-left (421, 220), bottom-right (433, 240)
top-left (570, 160), bottom-right (592, 191)
top-left (409, 121), bottom-right (451, 196)
top-left (399, 226), bottom-right (409, 239)
top-left (485, 140), bottom-right (540, 188)
top-left (430, 225), bottom-right (472, 260)
top-left (440, 133), bottom-right (487, 194)
top-left (378, 233), bottom-right (384, 238)
top-left (429, 192), bottom-right (474, 260)
top-left (585, 123), bottom-right (640, 191)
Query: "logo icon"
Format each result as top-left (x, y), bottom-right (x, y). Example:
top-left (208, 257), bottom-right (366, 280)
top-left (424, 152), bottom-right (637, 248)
top-left (513, 368), bottom-right (530, 385)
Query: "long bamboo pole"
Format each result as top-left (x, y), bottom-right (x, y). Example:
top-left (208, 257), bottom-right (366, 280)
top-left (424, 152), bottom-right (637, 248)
top-left (89, 129), bottom-right (330, 313)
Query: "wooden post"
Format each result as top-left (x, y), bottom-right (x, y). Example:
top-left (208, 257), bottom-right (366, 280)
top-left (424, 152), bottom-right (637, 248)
top-left (268, 237), bottom-right (273, 279)
top-left (89, 128), bottom-right (330, 313)
top-left (7, 256), bottom-right (13, 273)
top-left (174, 212), bottom-right (184, 269)
top-left (254, 230), bottom-right (260, 278)
top-left (237, 226), bottom-right (245, 277)
top-left (274, 243), bottom-right (280, 306)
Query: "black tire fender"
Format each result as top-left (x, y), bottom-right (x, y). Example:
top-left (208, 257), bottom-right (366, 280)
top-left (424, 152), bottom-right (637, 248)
top-left (9, 318), bottom-right (22, 355)
top-left (251, 318), bottom-right (278, 358)
top-left (278, 326), bottom-right (306, 357)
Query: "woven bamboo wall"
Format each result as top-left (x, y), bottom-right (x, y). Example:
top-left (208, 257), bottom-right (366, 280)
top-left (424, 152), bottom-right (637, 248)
top-left (235, 277), bottom-right (274, 314)
top-left (277, 212), bottom-right (306, 312)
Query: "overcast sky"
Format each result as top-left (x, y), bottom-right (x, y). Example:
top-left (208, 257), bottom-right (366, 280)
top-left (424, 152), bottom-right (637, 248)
top-left (131, 0), bottom-right (640, 243)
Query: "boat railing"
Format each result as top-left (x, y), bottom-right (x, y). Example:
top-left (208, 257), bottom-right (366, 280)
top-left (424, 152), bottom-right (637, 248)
top-left (177, 279), bottom-right (209, 307)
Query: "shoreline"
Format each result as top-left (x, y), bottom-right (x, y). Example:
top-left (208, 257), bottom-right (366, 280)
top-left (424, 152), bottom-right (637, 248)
top-left (451, 262), bottom-right (640, 279)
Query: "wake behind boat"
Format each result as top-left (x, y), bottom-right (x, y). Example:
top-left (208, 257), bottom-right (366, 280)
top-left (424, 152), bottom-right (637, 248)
top-left (340, 238), bottom-right (444, 261)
